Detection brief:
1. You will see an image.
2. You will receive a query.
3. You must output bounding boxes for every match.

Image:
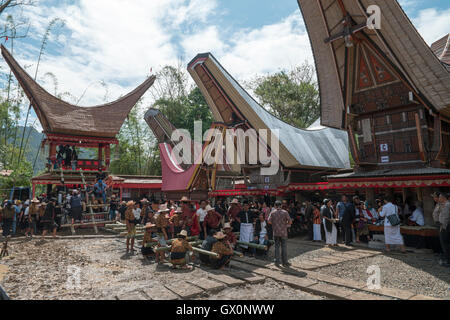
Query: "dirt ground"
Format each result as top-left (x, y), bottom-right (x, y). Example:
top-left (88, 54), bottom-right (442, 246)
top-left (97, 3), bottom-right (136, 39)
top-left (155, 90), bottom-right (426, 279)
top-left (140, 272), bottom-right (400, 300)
top-left (0, 237), bottom-right (324, 300)
top-left (1, 234), bottom-right (448, 300)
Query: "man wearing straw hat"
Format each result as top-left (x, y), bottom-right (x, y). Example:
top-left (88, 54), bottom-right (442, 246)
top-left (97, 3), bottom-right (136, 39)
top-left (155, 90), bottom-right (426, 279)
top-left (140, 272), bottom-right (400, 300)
top-left (211, 231), bottom-right (233, 269)
top-left (180, 196), bottom-right (194, 235)
top-left (125, 200), bottom-right (137, 253)
top-left (155, 204), bottom-right (170, 263)
top-left (169, 230), bottom-right (195, 270)
top-left (223, 223), bottom-right (237, 249)
top-left (203, 205), bottom-right (223, 237)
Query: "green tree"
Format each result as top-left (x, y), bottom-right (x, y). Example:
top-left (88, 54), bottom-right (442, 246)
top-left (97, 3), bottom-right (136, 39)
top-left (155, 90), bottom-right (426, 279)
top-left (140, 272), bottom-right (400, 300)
top-left (250, 62), bottom-right (320, 128)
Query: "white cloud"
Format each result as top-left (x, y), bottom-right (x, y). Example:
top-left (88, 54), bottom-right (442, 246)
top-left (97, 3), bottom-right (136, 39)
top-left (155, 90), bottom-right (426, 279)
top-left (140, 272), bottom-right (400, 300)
top-left (2, 0), bottom-right (448, 134)
top-left (181, 12), bottom-right (312, 82)
top-left (411, 8), bottom-right (450, 45)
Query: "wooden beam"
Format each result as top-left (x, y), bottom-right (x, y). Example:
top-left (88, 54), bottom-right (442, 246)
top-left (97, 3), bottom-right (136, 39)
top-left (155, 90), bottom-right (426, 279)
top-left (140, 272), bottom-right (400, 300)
top-left (415, 113), bottom-right (426, 162)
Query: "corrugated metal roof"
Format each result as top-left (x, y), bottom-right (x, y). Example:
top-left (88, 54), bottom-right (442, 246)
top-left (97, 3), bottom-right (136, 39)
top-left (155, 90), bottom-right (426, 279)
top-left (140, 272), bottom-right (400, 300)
top-left (190, 54), bottom-right (350, 170)
top-left (328, 167), bottom-right (450, 179)
top-left (211, 55), bottom-right (350, 169)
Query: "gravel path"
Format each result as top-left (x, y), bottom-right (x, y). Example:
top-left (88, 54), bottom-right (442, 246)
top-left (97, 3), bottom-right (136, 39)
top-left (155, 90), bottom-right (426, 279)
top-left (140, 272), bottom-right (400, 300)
top-left (316, 252), bottom-right (450, 299)
top-left (203, 279), bottom-right (325, 300)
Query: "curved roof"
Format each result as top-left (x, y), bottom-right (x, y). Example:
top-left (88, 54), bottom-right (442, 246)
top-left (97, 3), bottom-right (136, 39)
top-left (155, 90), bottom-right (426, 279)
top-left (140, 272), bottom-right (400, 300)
top-left (1, 45), bottom-right (156, 138)
top-left (188, 53), bottom-right (350, 170)
top-left (297, 0), bottom-right (450, 128)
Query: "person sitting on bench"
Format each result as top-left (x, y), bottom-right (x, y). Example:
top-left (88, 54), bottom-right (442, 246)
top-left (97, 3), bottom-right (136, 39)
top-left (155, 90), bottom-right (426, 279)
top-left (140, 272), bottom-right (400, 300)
top-left (408, 201), bottom-right (425, 226)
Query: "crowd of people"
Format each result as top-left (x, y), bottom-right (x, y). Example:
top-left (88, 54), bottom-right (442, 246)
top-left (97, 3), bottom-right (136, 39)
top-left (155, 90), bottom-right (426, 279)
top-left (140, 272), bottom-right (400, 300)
top-left (120, 197), bottom-right (292, 269)
top-left (51, 145), bottom-right (78, 171)
top-left (0, 173), bottom-right (110, 239)
top-left (1, 190), bottom-right (448, 268)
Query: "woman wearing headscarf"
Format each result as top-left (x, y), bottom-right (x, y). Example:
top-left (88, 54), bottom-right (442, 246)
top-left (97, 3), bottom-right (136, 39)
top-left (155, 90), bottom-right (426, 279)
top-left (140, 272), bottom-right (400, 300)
top-left (321, 199), bottom-right (338, 247)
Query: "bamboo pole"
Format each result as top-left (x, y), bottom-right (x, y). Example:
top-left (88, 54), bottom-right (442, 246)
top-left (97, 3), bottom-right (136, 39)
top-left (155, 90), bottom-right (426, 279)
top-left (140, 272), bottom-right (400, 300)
top-left (237, 241), bottom-right (268, 251)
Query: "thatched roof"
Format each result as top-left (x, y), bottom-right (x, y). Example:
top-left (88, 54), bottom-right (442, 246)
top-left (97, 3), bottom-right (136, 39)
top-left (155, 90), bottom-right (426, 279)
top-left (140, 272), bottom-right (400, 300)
top-left (188, 53), bottom-right (350, 170)
top-left (297, 0), bottom-right (450, 128)
top-left (1, 45), bottom-right (156, 138)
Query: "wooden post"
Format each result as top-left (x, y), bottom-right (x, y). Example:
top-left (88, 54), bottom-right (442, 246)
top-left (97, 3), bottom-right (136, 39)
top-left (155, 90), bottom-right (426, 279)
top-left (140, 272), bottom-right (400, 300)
top-left (105, 145), bottom-right (111, 168)
top-left (98, 143), bottom-right (103, 170)
top-left (365, 188), bottom-right (375, 205)
top-left (420, 187), bottom-right (434, 225)
top-left (32, 182), bottom-right (36, 198)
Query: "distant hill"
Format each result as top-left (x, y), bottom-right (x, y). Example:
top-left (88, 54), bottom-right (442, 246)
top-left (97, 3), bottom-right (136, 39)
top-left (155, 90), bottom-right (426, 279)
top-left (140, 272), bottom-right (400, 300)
top-left (13, 127), bottom-right (98, 175)
top-left (13, 127), bottom-right (46, 174)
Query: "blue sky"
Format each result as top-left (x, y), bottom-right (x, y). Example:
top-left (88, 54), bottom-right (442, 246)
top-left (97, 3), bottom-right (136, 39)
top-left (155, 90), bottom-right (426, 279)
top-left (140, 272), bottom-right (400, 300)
top-left (1, 0), bottom-right (449, 130)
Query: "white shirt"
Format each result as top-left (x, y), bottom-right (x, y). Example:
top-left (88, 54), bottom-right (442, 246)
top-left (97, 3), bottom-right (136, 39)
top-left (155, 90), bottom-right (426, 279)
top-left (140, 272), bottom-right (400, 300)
top-left (379, 202), bottom-right (397, 227)
top-left (369, 208), bottom-right (379, 220)
top-left (196, 208), bottom-right (207, 222)
top-left (133, 208), bottom-right (141, 220)
top-left (24, 207), bottom-right (29, 217)
top-left (410, 208), bottom-right (425, 226)
top-left (260, 221), bottom-right (267, 235)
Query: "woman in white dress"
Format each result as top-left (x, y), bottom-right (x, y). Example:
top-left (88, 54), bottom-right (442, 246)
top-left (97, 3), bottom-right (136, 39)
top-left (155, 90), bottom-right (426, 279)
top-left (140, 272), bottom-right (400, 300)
top-left (322, 199), bottom-right (338, 247)
top-left (379, 196), bottom-right (406, 253)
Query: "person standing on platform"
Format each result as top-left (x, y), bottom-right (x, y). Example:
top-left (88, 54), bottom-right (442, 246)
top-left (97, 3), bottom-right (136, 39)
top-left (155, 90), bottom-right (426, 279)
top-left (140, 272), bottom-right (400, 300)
top-left (379, 196), bottom-right (406, 254)
top-left (109, 195), bottom-right (118, 221)
top-left (70, 190), bottom-right (83, 225)
top-left (71, 147), bottom-right (78, 171)
top-left (268, 200), bottom-right (292, 267)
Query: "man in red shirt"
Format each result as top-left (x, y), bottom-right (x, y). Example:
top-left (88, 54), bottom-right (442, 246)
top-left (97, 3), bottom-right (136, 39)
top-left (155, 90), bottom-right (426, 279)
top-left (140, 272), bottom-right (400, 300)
top-left (203, 205), bottom-right (223, 236)
top-left (223, 223), bottom-right (237, 248)
top-left (227, 198), bottom-right (241, 232)
top-left (268, 200), bottom-right (292, 267)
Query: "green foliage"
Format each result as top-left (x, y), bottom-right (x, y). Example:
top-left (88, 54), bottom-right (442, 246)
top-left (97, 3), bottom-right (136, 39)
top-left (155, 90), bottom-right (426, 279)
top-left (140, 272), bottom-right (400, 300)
top-left (250, 62), bottom-right (320, 129)
top-left (152, 65), bottom-right (213, 138)
top-left (110, 65), bottom-right (213, 176)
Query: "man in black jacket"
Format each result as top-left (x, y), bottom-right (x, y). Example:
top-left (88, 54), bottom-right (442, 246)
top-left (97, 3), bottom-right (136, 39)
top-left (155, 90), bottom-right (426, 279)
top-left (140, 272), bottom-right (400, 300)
top-left (304, 200), bottom-right (314, 241)
top-left (342, 196), bottom-right (357, 246)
